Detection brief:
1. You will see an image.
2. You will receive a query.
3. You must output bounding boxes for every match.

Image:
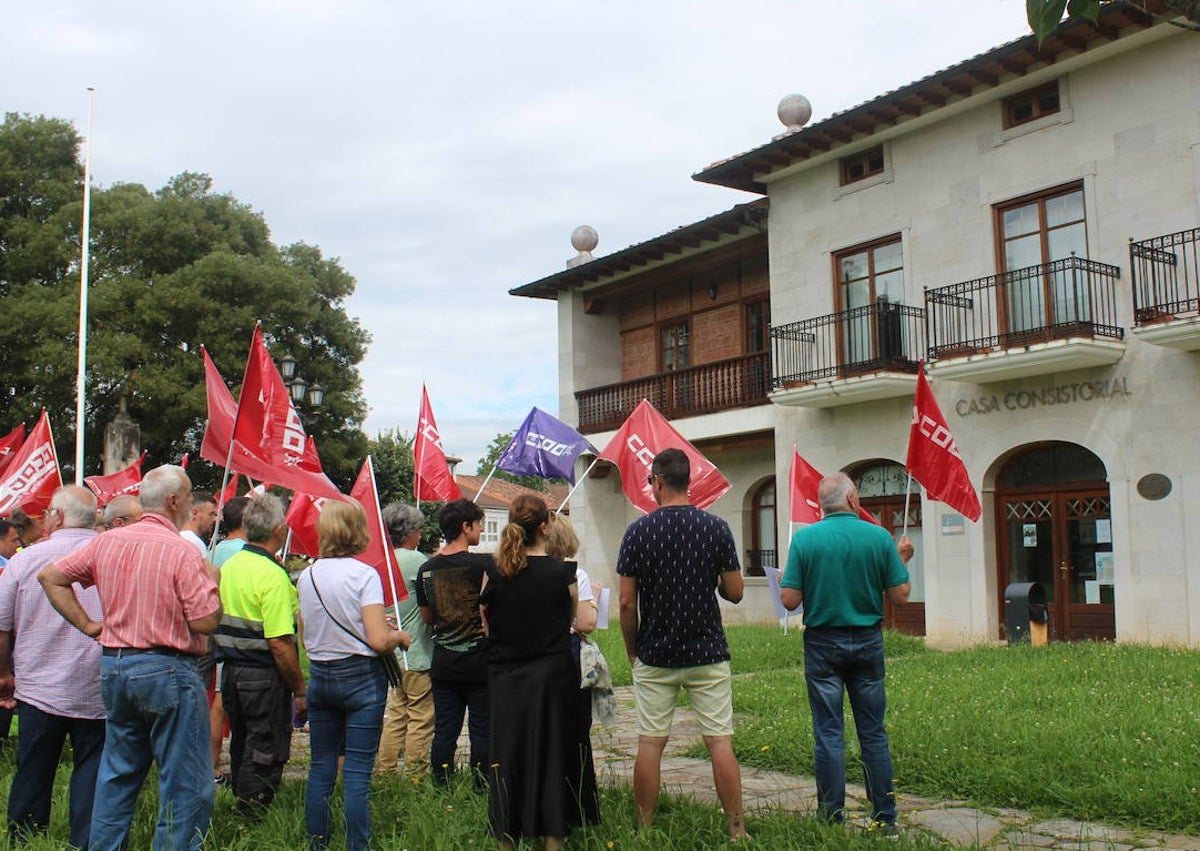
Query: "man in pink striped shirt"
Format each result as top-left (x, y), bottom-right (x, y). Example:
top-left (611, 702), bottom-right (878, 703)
top-left (40, 465), bottom-right (222, 851)
top-left (0, 485), bottom-right (104, 849)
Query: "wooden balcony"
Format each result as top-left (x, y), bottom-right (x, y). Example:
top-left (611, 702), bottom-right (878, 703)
top-left (1130, 227), bottom-right (1200, 352)
top-left (925, 255), bottom-right (1125, 384)
top-left (574, 351), bottom-right (771, 434)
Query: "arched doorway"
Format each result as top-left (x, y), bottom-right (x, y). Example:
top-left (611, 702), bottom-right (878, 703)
top-left (995, 442), bottom-right (1114, 641)
top-left (849, 461), bottom-right (925, 636)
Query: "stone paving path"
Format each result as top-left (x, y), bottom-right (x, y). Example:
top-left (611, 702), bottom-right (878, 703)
top-left (283, 685), bottom-right (1200, 849)
top-left (585, 686), bottom-right (1200, 850)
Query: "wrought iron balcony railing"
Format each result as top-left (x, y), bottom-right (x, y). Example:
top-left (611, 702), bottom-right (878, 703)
top-left (925, 255), bottom-right (1123, 359)
top-left (744, 548), bottom-right (776, 578)
top-left (769, 299), bottom-right (925, 388)
top-left (1130, 227), bottom-right (1200, 324)
top-left (574, 351), bottom-right (770, 434)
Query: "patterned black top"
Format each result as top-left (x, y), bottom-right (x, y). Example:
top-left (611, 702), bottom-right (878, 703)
top-left (616, 504), bottom-right (740, 668)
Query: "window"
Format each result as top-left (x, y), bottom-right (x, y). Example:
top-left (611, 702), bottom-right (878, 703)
top-left (839, 145), bottom-right (885, 186)
top-left (1003, 82), bottom-right (1060, 129)
top-left (834, 235), bottom-right (904, 367)
top-left (745, 301), bottom-right (769, 353)
top-left (660, 321), bottom-right (690, 371)
top-left (746, 478), bottom-right (776, 577)
top-left (996, 184), bottom-right (1088, 332)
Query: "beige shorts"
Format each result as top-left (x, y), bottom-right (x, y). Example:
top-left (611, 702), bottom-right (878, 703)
top-left (632, 659), bottom-right (734, 738)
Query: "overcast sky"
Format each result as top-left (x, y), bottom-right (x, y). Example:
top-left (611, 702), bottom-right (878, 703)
top-left (7, 0), bottom-right (1030, 473)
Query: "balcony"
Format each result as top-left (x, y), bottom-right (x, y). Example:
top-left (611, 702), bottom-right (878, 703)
top-left (1130, 227), bottom-right (1200, 351)
top-left (925, 255), bottom-right (1125, 384)
top-left (768, 300), bottom-right (924, 407)
top-left (574, 351), bottom-right (770, 434)
top-left (744, 548), bottom-right (776, 578)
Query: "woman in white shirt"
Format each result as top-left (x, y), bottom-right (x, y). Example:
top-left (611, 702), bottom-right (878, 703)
top-left (298, 499), bottom-right (409, 851)
top-left (545, 514), bottom-right (601, 830)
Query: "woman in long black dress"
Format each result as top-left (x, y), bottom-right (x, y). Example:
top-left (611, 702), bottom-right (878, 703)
top-left (481, 495), bottom-right (578, 851)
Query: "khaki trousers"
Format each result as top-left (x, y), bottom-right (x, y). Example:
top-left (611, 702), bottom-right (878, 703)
top-left (377, 669), bottom-right (434, 775)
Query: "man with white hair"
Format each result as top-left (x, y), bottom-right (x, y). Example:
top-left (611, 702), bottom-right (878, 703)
top-left (213, 492), bottom-right (305, 815)
top-left (102, 494), bottom-right (143, 529)
top-left (780, 471), bottom-right (913, 837)
top-left (0, 485), bottom-right (104, 849)
top-left (40, 465), bottom-right (221, 851)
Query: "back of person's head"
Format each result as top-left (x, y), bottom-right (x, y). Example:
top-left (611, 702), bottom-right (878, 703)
top-left (50, 485), bottom-right (98, 529)
top-left (545, 513), bottom-right (579, 561)
top-left (103, 495), bottom-right (143, 527)
top-left (191, 492), bottom-right (217, 510)
top-left (496, 494), bottom-right (549, 578)
top-left (140, 465), bottom-right (190, 514)
top-left (9, 507), bottom-right (36, 541)
top-left (0, 519), bottom-right (12, 539)
top-left (818, 472), bottom-right (856, 514)
top-left (222, 496), bottom-right (250, 531)
top-left (651, 448), bottom-right (690, 492)
top-left (436, 498), bottom-right (484, 544)
top-left (317, 498), bottom-right (370, 558)
top-left (382, 502), bottom-right (424, 546)
top-left (242, 493), bottom-right (285, 545)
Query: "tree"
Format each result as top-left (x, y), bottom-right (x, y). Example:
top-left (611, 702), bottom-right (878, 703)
top-left (0, 113), bottom-right (369, 490)
top-left (367, 428), bottom-right (442, 552)
top-left (1027, 0), bottom-right (1199, 45)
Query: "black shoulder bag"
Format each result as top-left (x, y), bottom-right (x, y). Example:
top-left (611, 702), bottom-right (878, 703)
top-left (306, 569), bottom-right (403, 688)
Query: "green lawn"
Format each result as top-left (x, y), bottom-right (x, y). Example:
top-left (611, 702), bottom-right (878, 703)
top-left (2, 627), bottom-right (1197, 848)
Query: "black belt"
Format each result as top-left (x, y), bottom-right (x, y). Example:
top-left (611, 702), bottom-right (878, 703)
top-left (101, 646), bottom-right (192, 658)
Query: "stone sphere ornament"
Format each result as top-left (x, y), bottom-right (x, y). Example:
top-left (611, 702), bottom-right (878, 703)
top-left (777, 94), bottom-right (813, 131)
top-left (571, 225), bottom-right (599, 253)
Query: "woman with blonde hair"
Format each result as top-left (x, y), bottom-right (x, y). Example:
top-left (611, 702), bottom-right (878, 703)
top-left (544, 514), bottom-right (602, 829)
top-left (298, 499), bottom-right (410, 851)
top-left (481, 495), bottom-right (578, 850)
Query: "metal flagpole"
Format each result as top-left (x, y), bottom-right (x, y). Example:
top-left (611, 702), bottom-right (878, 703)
top-left (73, 87), bottom-right (95, 485)
top-left (473, 463), bottom-right (499, 504)
top-left (556, 457), bottom-right (600, 515)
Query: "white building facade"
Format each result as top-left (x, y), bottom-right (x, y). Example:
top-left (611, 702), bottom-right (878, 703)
top-left (513, 8), bottom-right (1200, 646)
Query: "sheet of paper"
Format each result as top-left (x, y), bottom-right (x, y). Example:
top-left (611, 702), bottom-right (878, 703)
top-left (1084, 580), bottom-right (1101, 604)
top-left (1096, 519), bottom-right (1112, 544)
top-left (596, 586), bottom-right (612, 629)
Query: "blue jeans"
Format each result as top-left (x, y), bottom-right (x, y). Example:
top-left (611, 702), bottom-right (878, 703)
top-left (803, 626), bottom-right (896, 825)
top-left (8, 702), bottom-right (105, 849)
top-left (92, 652), bottom-right (214, 851)
top-left (430, 678), bottom-right (489, 786)
top-left (305, 656), bottom-right (387, 851)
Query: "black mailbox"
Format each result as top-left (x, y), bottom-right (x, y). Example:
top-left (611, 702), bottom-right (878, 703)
top-left (1003, 582), bottom-right (1048, 646)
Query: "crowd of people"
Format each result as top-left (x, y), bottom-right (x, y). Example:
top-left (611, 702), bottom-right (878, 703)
top-left (0, 448), bottom-right (912, 849)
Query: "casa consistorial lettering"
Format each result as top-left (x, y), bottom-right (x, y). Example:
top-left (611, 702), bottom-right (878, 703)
top-left (955, 376), bottom-right (1131, 417)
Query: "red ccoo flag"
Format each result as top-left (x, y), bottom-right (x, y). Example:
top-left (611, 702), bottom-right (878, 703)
top-left (285, 491), bottom-right (331, 559)
top-left (597, 399), bottom-right (730, 515)
top-left (0, 424), bottom-right (27, 478)
top-left (200, 346), bottom-right (238, 469)
top-left (0, 410), bottom-right (61, 516)
top-left (84, 451), bottom-right (146, 506)
top-left (789, 449), bottom-right (880, 526)
top-left (906, 368), bottom-right (981, 521)
top-left (789, 449), bottom-right (824, 525)
top-left (350, 456), bottom-right (407, 606)
top-left (230, 325), bottom-right (342, 499)
top-left (218, 474), bottom-right (239, 508)
top-left (414, 385), bottom-right (461, 503)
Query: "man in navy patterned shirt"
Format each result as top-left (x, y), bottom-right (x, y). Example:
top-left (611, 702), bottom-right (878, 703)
top-left (617, 448), bottom-right (747, 842)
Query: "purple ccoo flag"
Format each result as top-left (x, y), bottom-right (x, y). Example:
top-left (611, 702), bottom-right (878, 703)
top-left (497, 407), bottom-right (596, 484)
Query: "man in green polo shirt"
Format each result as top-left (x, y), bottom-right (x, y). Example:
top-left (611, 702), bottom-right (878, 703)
top-left (214, 493), bottom-right (306, 815)
top-left (780, 472), bottom-right (912, 836)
